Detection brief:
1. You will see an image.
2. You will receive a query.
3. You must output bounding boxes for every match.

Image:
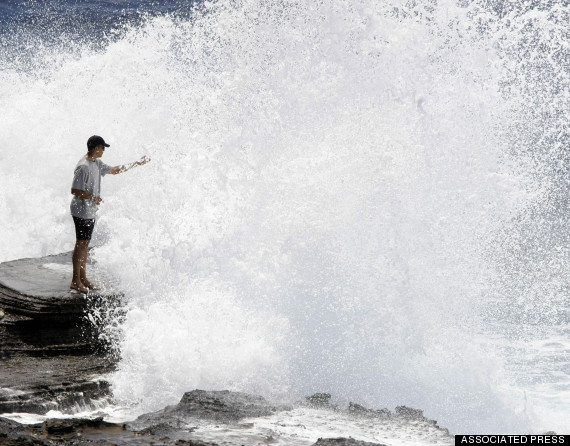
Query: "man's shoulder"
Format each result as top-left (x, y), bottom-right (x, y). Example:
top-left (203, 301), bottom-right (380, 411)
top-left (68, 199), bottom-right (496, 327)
top-left (74, 157), bottom-right (94, 175)
top-left (75, 156), bottom-right (88, 168)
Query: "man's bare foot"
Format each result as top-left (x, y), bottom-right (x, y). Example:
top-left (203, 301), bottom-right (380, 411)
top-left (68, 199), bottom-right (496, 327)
top-left (83, 280), bottom-right (100, 291)
top-left (70, 282), bottom-right (89, 293)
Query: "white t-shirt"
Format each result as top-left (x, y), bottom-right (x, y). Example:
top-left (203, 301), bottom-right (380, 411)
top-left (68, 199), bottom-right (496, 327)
top-left (70, 156), bottom-right (112, 219)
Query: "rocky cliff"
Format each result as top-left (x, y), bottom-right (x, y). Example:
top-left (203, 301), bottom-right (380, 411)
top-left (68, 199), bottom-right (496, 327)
top-left (0, 252), bottom-right (120, 414)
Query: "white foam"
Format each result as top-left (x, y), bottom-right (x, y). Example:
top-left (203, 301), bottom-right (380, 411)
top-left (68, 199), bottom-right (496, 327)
top-left (184, 408), bottom-right (453, 446)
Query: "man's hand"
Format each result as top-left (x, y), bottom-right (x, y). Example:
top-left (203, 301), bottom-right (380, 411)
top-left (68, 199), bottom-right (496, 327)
top-left (110, 155), bottom-right (151, 174)
top-left (71, 188), bottom-right (102, 204)
top-left (137, 155), bottom-right (150, 166)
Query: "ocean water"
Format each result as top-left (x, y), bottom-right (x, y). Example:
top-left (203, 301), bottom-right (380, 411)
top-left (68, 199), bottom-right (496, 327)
top-left (0, 0), bottom-right (569, 436)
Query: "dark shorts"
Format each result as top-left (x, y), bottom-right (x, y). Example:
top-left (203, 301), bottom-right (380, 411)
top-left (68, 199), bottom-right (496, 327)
top-left (73, 216), bottom-right (95, 241)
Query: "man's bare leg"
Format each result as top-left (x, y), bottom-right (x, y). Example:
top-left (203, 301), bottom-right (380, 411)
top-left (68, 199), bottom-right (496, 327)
top-left (71, 240), bottom-right (90, 293)
top-left (80, 246), bottom-right (100, 290)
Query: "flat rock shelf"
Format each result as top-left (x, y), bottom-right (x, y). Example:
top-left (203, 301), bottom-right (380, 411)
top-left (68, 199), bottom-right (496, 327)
top-left (0, 252), bottom-right (121, 414)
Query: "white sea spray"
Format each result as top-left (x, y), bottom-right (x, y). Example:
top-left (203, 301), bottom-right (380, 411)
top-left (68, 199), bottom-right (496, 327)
top-left (1, 0), bottom-right (567, 434)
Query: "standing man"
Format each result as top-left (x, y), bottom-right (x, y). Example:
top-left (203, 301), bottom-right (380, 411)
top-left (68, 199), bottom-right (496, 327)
top-left (70, 135), bottom-right (150, 293)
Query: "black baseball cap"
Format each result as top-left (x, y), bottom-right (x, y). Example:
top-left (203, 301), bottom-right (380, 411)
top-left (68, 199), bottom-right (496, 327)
top-left (87, 135), bottom-right (110, 149)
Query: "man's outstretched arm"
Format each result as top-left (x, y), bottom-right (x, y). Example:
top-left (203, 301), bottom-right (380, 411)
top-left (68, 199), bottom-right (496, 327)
top-left (109, 155), bottom-right (151, 175)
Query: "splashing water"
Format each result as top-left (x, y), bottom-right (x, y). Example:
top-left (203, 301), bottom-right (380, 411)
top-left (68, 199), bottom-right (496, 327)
top-left (1, 0), bottom-right (568, 434)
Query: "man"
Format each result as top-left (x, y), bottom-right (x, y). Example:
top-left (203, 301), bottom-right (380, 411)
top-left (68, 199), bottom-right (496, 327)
top-left (70, 135), bottom-right (150, 293)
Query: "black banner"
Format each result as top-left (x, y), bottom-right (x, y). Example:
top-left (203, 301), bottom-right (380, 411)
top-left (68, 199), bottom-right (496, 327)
top-left (455, 436), bottom-right (569, 445)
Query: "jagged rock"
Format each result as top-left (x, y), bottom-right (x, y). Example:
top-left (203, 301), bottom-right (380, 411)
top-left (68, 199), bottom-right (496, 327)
top-left (305, 393), bottom-right (337, 409)
top-left (0, 417), bottom-right (52, 446)
top-left (127, 390), bottom-right (290, 432)
top-left (174, 440), bottom-right (218, 446)
top-left (176, 389), bottom-right (281, 420)
top-left (348, 402), bottom-right (392, 418)
top-left (0, 351), bottom-right (115, 415)
top-left (347, 401), bottom-right (446, 434)
top-left (44, 416), bottom-right (116, 435)
top-left (394, 405), bottom-right (424, 420)
top-left (394, 405), bottom-right (442, 429)
top-left (135, 420), bottom-right (188, 436)
top-left (313, 438), bottom-right (387, 446)
top-left (1, 416), bottom-right (176, 445)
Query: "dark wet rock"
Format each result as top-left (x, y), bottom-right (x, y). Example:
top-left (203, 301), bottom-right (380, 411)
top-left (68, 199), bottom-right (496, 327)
top-left (305, 393), bottom-right (338, 410)
top-left (0, 417), bottom-right (23, 434)
top-left (1, 415), bottom-right (175, 445)
top-left (127, 389), bottom-right (290, 433)
top-left (0, 417), bottom-right (52, 446)
top-left (346, 400), bottom-right (448, 436)
top-left (394, 405), bottom-right (443, 429)
top-left (175, 389), bottom-right (286, 420)
top-left (0, 252), bottom-right (124, 357)
top-left (0, 355), bottom-right (115, 415)
top-left (174, 440), bottom-right (218, 446)
top-left (135, 420), bottom-right (190, 436)
top-left (395, 405), bottom-right (424, 420)
top-left (43, 416), bottom-right (116, 435)
top-left (395, 406), bottom-right (447, 433)
top-left (313, 438), bottom-right (387, 446)
top-left (347, 402), bottom-right (433, 423)
top-left (348, 402), bottom-right (392, 419)
top-left (1, 415), bottom-right (219, 445)
top-left (0, 390), bottom-right (452, 446)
